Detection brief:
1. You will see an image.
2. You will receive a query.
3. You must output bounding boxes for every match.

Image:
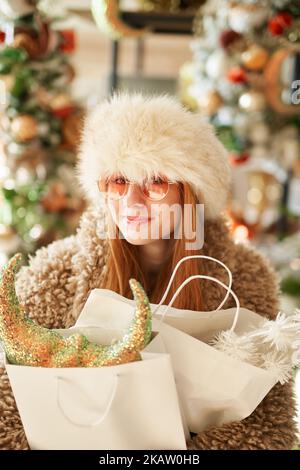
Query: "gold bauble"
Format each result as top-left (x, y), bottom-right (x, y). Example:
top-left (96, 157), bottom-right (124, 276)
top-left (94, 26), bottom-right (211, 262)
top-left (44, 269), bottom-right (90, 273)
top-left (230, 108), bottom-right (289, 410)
top-left (239, 91), bottom-right (266, 112)
top-left (11, 115), bottom-right (38, 142)
top-left (197, 91), bottom-right (223, 116)
top-left (50, 93), bottom-right (72, 111)
top-left (62, 111), bottom-right (84, 149)
top-left (241, 45), bottom-right (268, 71)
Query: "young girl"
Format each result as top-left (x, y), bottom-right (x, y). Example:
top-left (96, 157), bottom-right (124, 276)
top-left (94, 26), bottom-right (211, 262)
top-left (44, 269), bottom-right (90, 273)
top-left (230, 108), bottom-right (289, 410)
top-left (0, 93), bottom-right (298, 450)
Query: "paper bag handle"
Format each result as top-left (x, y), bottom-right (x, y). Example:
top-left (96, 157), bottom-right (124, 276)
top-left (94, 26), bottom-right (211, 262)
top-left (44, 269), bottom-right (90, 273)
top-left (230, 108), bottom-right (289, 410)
top-left (157, 275), bottom-right (240, 333)
top-left (55, 374), bottom-right (120, 428)
top-left (152, 255), bottom-right (233, 316)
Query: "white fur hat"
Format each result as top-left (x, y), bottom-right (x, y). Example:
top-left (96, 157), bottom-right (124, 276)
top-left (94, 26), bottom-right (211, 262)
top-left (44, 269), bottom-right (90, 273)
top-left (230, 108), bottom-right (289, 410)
top-left (76, 92), bottom-right (231, 219)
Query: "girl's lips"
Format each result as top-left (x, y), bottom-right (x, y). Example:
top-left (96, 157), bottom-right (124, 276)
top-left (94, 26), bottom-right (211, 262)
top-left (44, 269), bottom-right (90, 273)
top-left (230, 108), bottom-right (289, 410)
top-left (123, 216), bottom-right (152, 224)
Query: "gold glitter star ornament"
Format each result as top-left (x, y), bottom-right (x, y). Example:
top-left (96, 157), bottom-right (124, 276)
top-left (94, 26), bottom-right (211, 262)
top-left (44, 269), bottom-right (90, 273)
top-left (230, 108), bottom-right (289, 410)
top-left (0, 253), bottom-right (152, 367)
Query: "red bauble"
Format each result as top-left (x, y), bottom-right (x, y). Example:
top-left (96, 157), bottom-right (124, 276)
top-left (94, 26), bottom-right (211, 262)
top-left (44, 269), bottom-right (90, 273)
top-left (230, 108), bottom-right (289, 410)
top-left (268, 11), bottom-right (293, 36)
top-left (52, 105), bottom-right (75, 118)
top-left (0, 31), bottom-right (5, 43)
top-left (229, 152), bottom-right (250, 166)
top-left (59, 30), bottom-right (76, 53)
top-left (227, 66), bottom-right (247, 84)
top-left (277, 12), bottom-right (293, 27)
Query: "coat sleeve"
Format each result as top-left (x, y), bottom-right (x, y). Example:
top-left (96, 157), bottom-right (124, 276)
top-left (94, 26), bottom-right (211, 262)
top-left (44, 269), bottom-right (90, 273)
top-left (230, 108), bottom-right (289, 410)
top-left (0, 235), bottom-right (78, 450)
top-left (187, 243), bottom-right (299, 450)
top-left (15, 235), bottom-right (79, 328)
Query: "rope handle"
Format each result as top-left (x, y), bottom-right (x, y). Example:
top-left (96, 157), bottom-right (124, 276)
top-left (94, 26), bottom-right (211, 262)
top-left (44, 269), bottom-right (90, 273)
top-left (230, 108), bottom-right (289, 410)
top-left (55, 374), bottom-right (120, 428)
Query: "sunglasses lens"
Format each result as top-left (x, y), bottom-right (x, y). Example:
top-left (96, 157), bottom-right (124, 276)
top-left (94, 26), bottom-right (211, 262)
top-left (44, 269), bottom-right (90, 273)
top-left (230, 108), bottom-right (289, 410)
top-left (98, 175), bottom-right (172, 201)
top-left (98, 176), bottom-right (128, 200)
top-left (143, 177), bottom-right (169, 201)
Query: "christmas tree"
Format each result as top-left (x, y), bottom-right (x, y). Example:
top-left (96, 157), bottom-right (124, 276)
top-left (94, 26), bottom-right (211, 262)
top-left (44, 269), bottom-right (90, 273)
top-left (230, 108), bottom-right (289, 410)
top-left (0, 0), bottom-right (85, 264)
top-left (179, 0), bottom-right (300, 241)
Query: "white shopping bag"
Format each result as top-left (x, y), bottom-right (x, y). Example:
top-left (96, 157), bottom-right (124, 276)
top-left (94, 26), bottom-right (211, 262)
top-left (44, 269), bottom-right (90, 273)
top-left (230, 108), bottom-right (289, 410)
top-left (5, 326), bottom-right (188, 450)
top-left (75, 255), bottom-right (278, 434)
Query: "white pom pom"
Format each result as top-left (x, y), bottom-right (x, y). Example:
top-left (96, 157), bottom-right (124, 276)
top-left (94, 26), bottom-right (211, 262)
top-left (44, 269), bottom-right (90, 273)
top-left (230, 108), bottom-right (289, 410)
top-left (211, 330), bottom-right (257, 363)
top-left (249, 312), bottom-right (300, 351)
top-left (258, 350), bottom-right (294, 385)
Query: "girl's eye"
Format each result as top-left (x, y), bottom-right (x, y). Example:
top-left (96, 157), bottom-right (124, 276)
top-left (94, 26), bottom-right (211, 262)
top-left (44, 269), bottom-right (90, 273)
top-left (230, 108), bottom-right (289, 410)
top-left (151, 176), bottom-right (164, 185)
top-left (111, 176), bottom-right (126, 185)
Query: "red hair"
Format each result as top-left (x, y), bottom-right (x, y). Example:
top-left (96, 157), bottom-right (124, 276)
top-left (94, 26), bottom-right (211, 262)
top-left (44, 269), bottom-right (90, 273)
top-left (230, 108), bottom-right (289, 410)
top-left (101, 182), bottom-right (203, 311)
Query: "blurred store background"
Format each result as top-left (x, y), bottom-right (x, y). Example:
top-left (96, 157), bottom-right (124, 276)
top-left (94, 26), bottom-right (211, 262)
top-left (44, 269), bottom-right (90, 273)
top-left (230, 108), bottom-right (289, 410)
top-left (0, 0), bottom-right (299, 443)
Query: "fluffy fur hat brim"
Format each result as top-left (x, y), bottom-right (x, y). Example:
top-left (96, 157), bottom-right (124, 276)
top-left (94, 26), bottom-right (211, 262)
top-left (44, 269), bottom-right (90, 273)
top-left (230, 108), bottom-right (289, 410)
top-left (76, 92), bottom-right (231, 219)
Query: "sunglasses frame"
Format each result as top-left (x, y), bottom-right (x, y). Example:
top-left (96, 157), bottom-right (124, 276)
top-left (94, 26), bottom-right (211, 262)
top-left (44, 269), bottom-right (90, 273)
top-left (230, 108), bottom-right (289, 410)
top-left (97, 176), bottom-right (178, 202)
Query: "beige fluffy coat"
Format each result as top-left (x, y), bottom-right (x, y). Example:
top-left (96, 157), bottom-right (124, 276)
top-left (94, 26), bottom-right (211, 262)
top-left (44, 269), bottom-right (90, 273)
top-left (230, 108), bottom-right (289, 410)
top-left (0, 203), bottom-right (298, 450)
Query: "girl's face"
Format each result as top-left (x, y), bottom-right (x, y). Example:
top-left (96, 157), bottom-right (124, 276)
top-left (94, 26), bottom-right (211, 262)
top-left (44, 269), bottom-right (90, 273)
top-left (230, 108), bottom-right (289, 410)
top-left (105, 174), bottom-right (182, 245)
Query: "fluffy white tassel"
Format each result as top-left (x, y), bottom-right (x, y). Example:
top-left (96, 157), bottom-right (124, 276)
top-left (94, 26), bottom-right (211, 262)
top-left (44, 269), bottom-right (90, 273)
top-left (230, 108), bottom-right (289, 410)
top-left (249, 311), bottom-right (300, 351)
top-left (257, 351), bottom-right (294, 385)
top-left (211, 309), bottom-right (300, 385)
top-left (211, 330), bottom-right (257, 363)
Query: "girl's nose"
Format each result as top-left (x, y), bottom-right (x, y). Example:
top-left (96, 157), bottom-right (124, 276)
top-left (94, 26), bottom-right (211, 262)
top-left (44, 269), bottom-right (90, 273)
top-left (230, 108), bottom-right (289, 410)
top-left (125, 183), bottom-right (145, 205)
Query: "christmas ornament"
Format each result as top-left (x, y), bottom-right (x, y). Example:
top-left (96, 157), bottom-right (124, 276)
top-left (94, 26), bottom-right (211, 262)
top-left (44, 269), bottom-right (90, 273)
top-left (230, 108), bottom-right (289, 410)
top-left (212, 310), bottom-right (300, 384)
top-left (205, 49), bottom-right (232, 80)
top-left (197, 90), bottom-right (223, 115)
top-left (231, 161), bottom-right (284, 231)
top-left (91, 0), bottom-right (146, 39)
top-left (268, 11), bottom-right (293, 37)
top-left (229, 151), bottom-right (250, 166)
top-left (62, 111), bottom-right (84, 149)
top-left (59, 30), bottom-right (76, 54)
top-left (227, 66), bottom-right (247, 84)
top-left (239, 90), bottom-right (266, 112)
top-left (0, 253), bottom-right (152, 368)
top-left (249, 122), bottom-right (270, 145)
top-left (50, 93), bottom-right (74, 117)
top-left (227, 2), bottom-right (269, 33)
top-left (10, 115), bottom-right (38, 142)
top-left (219, 30), bottom-right (244, 50)
top-left (241, 44), bottom-right (269, 71)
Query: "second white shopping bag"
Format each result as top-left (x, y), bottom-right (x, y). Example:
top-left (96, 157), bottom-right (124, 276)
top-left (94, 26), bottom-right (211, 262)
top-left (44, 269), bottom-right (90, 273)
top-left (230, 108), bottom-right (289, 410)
top-left (75, 255), bottom-right (278, 434)
top-left (5, 326), bottom-right (188, 450)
